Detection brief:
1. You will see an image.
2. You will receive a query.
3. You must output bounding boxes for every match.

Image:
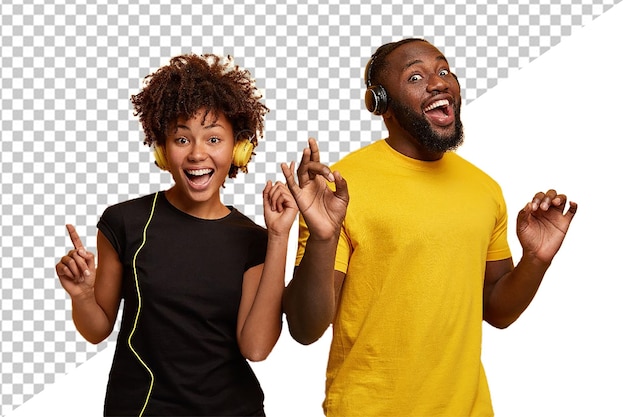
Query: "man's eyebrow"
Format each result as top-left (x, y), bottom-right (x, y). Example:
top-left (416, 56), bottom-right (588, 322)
top-left (404, 55), bottom-right (449, 70)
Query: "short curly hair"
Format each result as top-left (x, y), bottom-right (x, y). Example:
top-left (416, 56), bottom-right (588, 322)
top-left (366, 38), bottom-right (428, 87)
top-left (131, 53), bottom-right (269, 177)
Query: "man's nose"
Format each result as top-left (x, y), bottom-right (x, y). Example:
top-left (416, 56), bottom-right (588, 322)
top-left (426, 73), bottom-right (450, 93)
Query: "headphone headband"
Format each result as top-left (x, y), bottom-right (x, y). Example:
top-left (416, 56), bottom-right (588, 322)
top-left (364, 52), bottom-right (376, 87)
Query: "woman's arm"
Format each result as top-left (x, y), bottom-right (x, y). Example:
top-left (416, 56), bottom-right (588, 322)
top-left (56, 225), bottom-right (123, 344)
top-left (236, 182), bottom-right (298, 361)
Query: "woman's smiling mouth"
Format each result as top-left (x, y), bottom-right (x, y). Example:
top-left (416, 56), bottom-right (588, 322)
top-left (185, 168), bottom-right (214, 186)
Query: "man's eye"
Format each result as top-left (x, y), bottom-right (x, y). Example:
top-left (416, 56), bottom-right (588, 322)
top-left (409, 74), bottom-right (423, 82)
top-left (439, 69), bottom-right (450, 77)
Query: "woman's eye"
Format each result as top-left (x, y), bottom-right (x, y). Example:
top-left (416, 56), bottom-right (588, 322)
top-left (208, 137), bottom-right (220, 144)
top-left (409, 74), bottom-right (423, 82)
top-left (176, 137), bottom-right (189, 144)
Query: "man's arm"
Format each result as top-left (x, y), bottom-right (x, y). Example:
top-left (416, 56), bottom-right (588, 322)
top-left (281, 138), bottom-right (349, 345)
top-left (483, 190), bottom-right (577, 328)
top-left (284, 254), bottom-right (346, 344)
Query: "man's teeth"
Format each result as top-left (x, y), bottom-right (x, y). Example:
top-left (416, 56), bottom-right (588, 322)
top-left (424, 99), bottom-right (449, 112)
top-left (186, 169), bottom-right (213, 176)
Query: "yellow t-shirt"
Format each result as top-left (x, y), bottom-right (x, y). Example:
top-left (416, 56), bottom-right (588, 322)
top-left (296, 140), bottom-right (511, 417)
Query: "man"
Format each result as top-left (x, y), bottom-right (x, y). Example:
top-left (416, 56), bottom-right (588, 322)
top-left (281, 38), bottom-right (577, 417)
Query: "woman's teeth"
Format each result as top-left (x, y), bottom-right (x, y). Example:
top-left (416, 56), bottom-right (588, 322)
top-left (186, 169), bottom-right (213, 176)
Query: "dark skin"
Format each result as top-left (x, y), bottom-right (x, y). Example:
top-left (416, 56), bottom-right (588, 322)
top-left (281, 140), bottom-right (348, 344)
top-left (283, 40), bottom-right (577, 345)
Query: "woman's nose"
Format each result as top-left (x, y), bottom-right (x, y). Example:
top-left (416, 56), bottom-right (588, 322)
top-left (187, 142), bottom-right (208, 161)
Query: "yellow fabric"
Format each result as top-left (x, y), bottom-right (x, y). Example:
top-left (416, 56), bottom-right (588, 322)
top-left (296, 140), bottom-right (511, 417)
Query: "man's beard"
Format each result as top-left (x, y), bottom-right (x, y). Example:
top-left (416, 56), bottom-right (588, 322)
top-left (390, 98), bottom-right (464, 153)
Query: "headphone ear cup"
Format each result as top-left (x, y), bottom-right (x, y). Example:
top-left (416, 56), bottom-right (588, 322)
top-left (153, 145), bottom-right (169, 171)
top-left (364, 85), bottom-right (388, 115)
top-left (232, 139), bottom-right (254, 169)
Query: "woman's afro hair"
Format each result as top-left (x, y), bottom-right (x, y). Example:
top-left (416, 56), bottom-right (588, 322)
top-left (131, 53), bottom-right (269, 177)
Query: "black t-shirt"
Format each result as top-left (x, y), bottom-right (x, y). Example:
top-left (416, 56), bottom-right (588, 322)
top-left (97, 192), bottom-right (268, 416)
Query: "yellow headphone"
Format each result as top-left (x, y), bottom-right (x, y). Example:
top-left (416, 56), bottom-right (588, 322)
top-left (232, 134), bottom-right (255, 169)
top-left (153, 144), bottom-right (169, 171)
top-left (152, 131), bottom-right (255, 172)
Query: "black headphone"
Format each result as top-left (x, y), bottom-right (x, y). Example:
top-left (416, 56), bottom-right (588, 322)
top-left (363, 52), bottom-right (388, 116)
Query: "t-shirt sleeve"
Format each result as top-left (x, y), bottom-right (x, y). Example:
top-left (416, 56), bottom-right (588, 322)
top-left (294, 214), bottom-right (308, 267)
top-left (97, 204), bottom-right (124, 257)
top-left (486, 190), bottom-right (512, 261)
top-left (245, 224), bottom-right (268, 271)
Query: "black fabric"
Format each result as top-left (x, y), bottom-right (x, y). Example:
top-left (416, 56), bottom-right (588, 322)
top-left (97, 192), bottom-right (268, 416)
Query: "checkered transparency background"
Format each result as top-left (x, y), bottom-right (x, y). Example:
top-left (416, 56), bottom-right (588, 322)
top-left (0, 0), bottom-right (620, 414)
